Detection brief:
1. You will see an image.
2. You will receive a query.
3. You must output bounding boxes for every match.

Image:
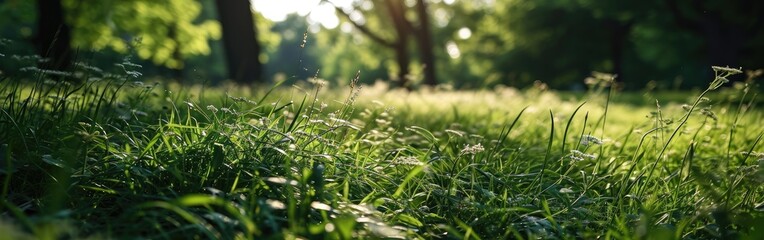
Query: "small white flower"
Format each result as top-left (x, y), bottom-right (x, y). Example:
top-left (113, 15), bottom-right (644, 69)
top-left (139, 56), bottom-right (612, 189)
top-left (393, 156), bottom-right (423, 166)
top-left (207, 105), bottom-right (218, 113)
top-left (580, 135), bottom-right (603, 146)
top-left (461, 143), bottom-right (485, 155)
top-left (569, 150), bottom-right (596, 161)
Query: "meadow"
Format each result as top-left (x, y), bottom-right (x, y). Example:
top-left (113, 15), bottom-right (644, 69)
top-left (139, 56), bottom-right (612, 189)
top-left (1, 58), bottom-right (763, 239)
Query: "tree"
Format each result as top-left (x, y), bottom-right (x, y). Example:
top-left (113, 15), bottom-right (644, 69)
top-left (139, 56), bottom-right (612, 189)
top-left (308, 16), bottom-right (391, 85)
top-left (36, 0), bottom-right (71, 71)
top-left (572, 0), bottom-right (654, 88)
top-left (63, 0), bottom-right (221, 71)
top-left (447, 0), bottom-right (669, 89)
top-left (215, 0), bottom-right (262, 84)
top-left (452, 1), bottom-right (612, 88)
top-left (332, 0), bottom-right (438, 88)
top-left (266, 14), bottom-right (318, 81)
top-left (413, 0), bottom-right (436, 86)
top-left (665, 0), bottom-right (764, 69)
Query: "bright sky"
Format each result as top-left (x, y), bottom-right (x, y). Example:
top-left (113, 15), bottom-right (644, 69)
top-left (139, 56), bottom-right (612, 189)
top-left (251, 0), bottom-right (354, 29)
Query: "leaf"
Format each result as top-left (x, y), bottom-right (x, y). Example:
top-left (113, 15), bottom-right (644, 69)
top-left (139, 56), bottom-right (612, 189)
top-left (405, 126), bottom-right (438, 144)
top-left (41, 155), bottom-right (66, 168)
top-left (393, 165), bottom-right (424, 199)
top-left (453, 217), bottom-right (482, 240)
top-left (332, 214), bottom-right (356, 240)
top-left (172, 194), bottom-right (260, 236)
top-left (396, 213), bottom-right (423, 227)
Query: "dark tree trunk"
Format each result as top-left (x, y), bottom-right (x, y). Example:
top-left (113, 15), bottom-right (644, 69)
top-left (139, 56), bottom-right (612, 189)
top-left (36, 0), bottom-right (72, 71)
top-left (394, 37), bottom-right (410, 87)
top-left (414, 0), bottom-right (437, 86)
top-left (215, 0), bottom-right (261, 84)
top-left (169, 24), bottom-right (185, 81)
top-left (384, 0), bottom-right (411, 87)
top-left (607, 20), bottom-right (632, 88)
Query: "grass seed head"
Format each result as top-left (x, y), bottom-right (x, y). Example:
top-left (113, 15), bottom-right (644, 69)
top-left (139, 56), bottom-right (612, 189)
top-left (461, 143), bottom-right (485, 155)
top-left (206, 105), bottom-right (218, 113)
top-left (570, 150), bottom-right (596, 161)
top-left (700, 108), bottom-right (718, 121)
top-left (580, 135), bottom-right (603, 146)
top-left (711, 66), bottom-right (743, 75)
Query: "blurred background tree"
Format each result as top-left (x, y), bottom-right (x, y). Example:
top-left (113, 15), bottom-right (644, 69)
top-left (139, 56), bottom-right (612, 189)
top-left (215, 0), bottom-right (262, 84)
top-left (64, 0), bottom-right (221, 77)
top-left (330, 0), bottom-right (437, 88)
top-left (36, 0), bottom-right (71, 71)
top-left (1, 0), bottom-right (761, 89)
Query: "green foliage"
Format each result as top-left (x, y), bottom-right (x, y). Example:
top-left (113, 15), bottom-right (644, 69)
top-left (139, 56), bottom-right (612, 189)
top-left (288, 0), bottom-right (763, 89)
top-left (0, 0), bottom-right (35, 39)
top-left (63, 0), bottom-right (221, 69)
top-left (313, 25), bottom-right (390, 84)
top-left (254, 11), bottom-right (281, 65)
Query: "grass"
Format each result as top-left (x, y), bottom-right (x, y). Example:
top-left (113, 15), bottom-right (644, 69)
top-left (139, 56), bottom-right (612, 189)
top-left (1, 51), bottom-right (764, 239)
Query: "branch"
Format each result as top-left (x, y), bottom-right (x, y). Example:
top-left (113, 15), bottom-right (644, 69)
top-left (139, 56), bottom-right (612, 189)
top-left (330, 4), bottom-right (395, 48)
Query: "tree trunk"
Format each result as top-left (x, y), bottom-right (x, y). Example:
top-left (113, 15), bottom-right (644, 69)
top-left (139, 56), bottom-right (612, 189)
top-left (215, 0), bottom-right (261, 84)
top-left (384, 0), bottom-right (411, 87)
top-left (36, 0), bottom-right (72, 71)
top-left (607, 20), bottom-right (632, 88)
top-left (414, 0), bottom-right (437, 86)
top-left (169, 24), bottom-right (185, 81)
top-left (393, 38), bottom-right (410, 87)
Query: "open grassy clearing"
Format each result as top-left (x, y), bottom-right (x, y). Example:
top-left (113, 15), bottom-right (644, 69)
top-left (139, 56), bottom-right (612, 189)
top-left (1, 63), bottom-right (763, 239)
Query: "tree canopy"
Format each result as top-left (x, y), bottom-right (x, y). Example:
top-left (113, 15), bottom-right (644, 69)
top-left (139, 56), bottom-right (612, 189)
top-left (64, 0), bottom-right (221, 69)
top-left (2, 0), bottom-right (762, 89)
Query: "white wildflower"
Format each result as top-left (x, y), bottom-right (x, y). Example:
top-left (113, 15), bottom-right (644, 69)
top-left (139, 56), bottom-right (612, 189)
top-left (580, 135), bottom-right (603, 146)
top-left (393, 156), bottom-right (423, 166)
top-left (206, 105), bottom-right (218, 113)
top-left (569, 149), bottom-right (596, 162)
top-left (461, 143), bottom-right (485, 155)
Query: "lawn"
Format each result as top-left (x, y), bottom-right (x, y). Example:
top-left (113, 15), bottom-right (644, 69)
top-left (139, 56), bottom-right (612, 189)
top-left (1, 63), bottom-right (763, 239)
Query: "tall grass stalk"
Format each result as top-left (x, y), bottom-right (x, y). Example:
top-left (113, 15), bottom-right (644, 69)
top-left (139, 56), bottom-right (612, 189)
top-left (637, 66), bottom-right (742, 197)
